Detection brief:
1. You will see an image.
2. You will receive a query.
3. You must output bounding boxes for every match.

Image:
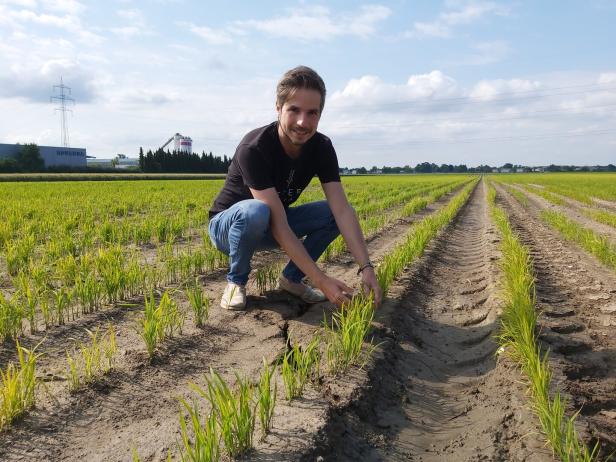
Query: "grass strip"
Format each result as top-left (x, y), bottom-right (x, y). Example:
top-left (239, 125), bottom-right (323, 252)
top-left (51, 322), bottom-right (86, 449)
top-left (541, 210), bottom-right (616, 272)
top-left (487, 184), bottom-right (603, 461)
top-left (376, 179), bottom-right (478, 295)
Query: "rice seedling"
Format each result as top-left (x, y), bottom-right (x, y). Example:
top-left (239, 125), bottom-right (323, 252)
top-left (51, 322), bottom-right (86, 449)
top-left (256, 358), bottom-right (277, 438)
top-left (185, 279), bottom-right (210, 328)
top-left (192, 368), bottom-right (256, 458)
top-left (39, 290), bottom-right (53, 329)
top-left (281, 335), bottom-right (321, 401)
top-left (65, 325), bottom-right (118, 392)
top-left (178, 399), bottom-right (220, 462)
top-left (52, 287), bottom-right (72, 325)
top-left (138, 291), bottom-right (184, 360)
top-left (104, 323), bottom-right (117, 372)
top-left (139, 291), bottom-right (161, 359)
top-left (0, 341), bottom-right (41, 430)
top-left (253, 262), bottom-right (282, 295)
top-left (324, 293), bottom-right (378, 375)
top-left (0, 291), bottom-right (23, 341)
top-left (14, 272), bottom-right (38, 334)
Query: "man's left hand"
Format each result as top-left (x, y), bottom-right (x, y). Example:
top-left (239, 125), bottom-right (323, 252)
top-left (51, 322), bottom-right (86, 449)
top-left (360, 267), bottom-right (382, 307)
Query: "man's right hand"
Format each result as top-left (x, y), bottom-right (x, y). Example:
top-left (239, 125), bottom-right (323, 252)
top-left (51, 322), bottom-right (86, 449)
top-left (318, 275), bottom-right (354, 307)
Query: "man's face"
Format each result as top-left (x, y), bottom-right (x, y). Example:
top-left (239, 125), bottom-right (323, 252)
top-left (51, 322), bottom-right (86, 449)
top-left (277, 88), bottom-right (322, 148)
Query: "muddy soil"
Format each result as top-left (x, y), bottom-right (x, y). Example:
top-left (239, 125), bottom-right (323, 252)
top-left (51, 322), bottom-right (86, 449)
top-left (0, 188), bottom-right (467, 461)
top-left (496, 184), bottom-right (616, 457)
top-left (306, 180), bottom-right (550, 462)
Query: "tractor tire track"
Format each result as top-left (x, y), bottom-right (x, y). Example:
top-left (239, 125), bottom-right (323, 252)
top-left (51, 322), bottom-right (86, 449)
top-left (307, 179), bottom-right (550, 462)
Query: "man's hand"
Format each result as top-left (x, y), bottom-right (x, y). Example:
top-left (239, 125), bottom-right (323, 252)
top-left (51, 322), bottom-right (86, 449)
top-left (360, 267), bottom-right (382, 307)
top-left (317, 275), bottom-right (354, 307)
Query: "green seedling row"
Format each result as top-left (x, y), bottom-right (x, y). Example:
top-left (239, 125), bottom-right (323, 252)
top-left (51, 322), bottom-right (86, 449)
top-left (377, 180), bottom-right (477, 295)
top-left (324, 293), bottom-right (378, 375)
top-left (541, 210), bottom-right (616, 272)
top-left (493, 172), bottom-right (616, 205)
top-left (281, 335), bottom-right (321, 401)
top-left (138, 290), bottom-right (185, 360)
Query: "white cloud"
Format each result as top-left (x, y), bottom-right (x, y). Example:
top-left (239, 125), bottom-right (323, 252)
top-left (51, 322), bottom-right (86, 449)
top-left (188, 5), bottom-right (392, 44)
top-left (331, 70), bottom-right (460, 107)
top-left (41, 0), bottom-right (85, 14)
top-left (245, 5), bottom-right (391, 40)
top-left (110, 26), bottom-right (144, 38)
top-left (407, 1), bottom-right (510, 39)
top-left (183, 23), bottom-right (233, 44)
top-left (598, 72), bottom-right (616, 84)
top-left (117, 8), bottom-right (143, 22)
top-left (469, 78), bottom-right (541, 101)
top-left (4, 0), bottom-right (38, 7)
top-left (445, 40), bottom-right (511, 66)
top-left (9, 9), bottom-right (80, 28)
top-left (0, 58), bottom-right (100, 103)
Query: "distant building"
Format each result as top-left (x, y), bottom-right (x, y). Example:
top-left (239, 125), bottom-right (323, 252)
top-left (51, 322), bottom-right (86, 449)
top-left (87, 155), bottom-right (139, 169)
top-left (0, 143), bottom-right (86, 168)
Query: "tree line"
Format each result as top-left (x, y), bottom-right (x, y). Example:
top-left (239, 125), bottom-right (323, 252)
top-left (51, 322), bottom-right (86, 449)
top-left (138, 147), bottom-right (231, 173)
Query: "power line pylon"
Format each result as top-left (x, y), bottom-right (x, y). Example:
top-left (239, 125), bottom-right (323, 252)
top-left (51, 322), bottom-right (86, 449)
top-left (50, 76), bottom-right (75, 147)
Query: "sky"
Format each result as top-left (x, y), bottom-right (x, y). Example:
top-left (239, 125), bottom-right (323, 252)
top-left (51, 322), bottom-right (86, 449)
top-left (1, 0), bottom-right (615, 168)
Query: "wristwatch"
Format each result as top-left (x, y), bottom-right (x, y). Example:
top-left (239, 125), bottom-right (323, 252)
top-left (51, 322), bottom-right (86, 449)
top-left (357, 261), bottom-right (374, 275)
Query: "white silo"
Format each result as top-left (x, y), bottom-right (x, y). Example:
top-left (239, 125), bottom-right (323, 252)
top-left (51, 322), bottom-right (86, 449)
top-left (180, 136), bottom-right (192, 154)
top-left (173, 133), bottom-right (183, 152)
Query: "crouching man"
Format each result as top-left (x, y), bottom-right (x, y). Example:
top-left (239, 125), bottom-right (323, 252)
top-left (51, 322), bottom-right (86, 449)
top-left (208, 65), bottom-right (382, 310)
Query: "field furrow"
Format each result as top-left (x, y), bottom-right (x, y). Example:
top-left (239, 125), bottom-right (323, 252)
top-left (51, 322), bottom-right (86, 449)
top-left (307, 179), bottom-right (550, 461)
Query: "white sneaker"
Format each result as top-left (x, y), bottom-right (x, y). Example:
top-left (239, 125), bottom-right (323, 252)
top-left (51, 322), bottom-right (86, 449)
top-left (278, 276), bottom-right (326, 304)
top-left (220, 282), bottom-right (247, 310)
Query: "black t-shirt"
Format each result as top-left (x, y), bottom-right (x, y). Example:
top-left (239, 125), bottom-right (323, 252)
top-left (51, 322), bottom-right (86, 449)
top-left (209, 121), bottom-right (340, 218)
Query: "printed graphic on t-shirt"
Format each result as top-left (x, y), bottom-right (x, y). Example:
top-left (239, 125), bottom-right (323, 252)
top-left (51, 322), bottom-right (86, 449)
top-left (278, 168), bottom-right (303, 205)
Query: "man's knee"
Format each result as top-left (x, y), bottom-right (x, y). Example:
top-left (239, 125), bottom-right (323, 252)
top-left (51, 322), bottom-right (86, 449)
top-left (239, 199), bottom-right (271, 233)
top-left (312, 200), bottom-right (340, 233)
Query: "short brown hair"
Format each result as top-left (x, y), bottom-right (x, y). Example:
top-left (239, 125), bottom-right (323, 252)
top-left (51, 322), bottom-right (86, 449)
top-left (276, 66), bottom-right (326, 112)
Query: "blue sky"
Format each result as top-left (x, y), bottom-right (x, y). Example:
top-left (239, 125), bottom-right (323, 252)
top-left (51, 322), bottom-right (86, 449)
top-left (1, 0), bottom-right (615, 167)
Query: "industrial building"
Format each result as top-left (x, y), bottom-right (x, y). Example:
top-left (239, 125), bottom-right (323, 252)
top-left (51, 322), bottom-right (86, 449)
top-left (0, 143), bottom-right (87, 168)
top-left (161, 133), bottom-right (192, 154)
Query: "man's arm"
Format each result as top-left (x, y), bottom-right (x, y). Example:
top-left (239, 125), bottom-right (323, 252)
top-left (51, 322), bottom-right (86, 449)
top-left (321, 181), bottom-right (383, 306)
top-left (249, 187), bottom-right (353, 306)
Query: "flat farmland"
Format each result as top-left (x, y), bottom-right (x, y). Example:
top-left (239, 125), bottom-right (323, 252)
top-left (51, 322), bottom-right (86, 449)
top-left (0, 173), bottom-right (615, 461)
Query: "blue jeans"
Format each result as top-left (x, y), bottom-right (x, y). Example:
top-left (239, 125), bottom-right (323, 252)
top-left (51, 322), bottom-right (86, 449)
top-left (208, 200), bottom-right (340, 285)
